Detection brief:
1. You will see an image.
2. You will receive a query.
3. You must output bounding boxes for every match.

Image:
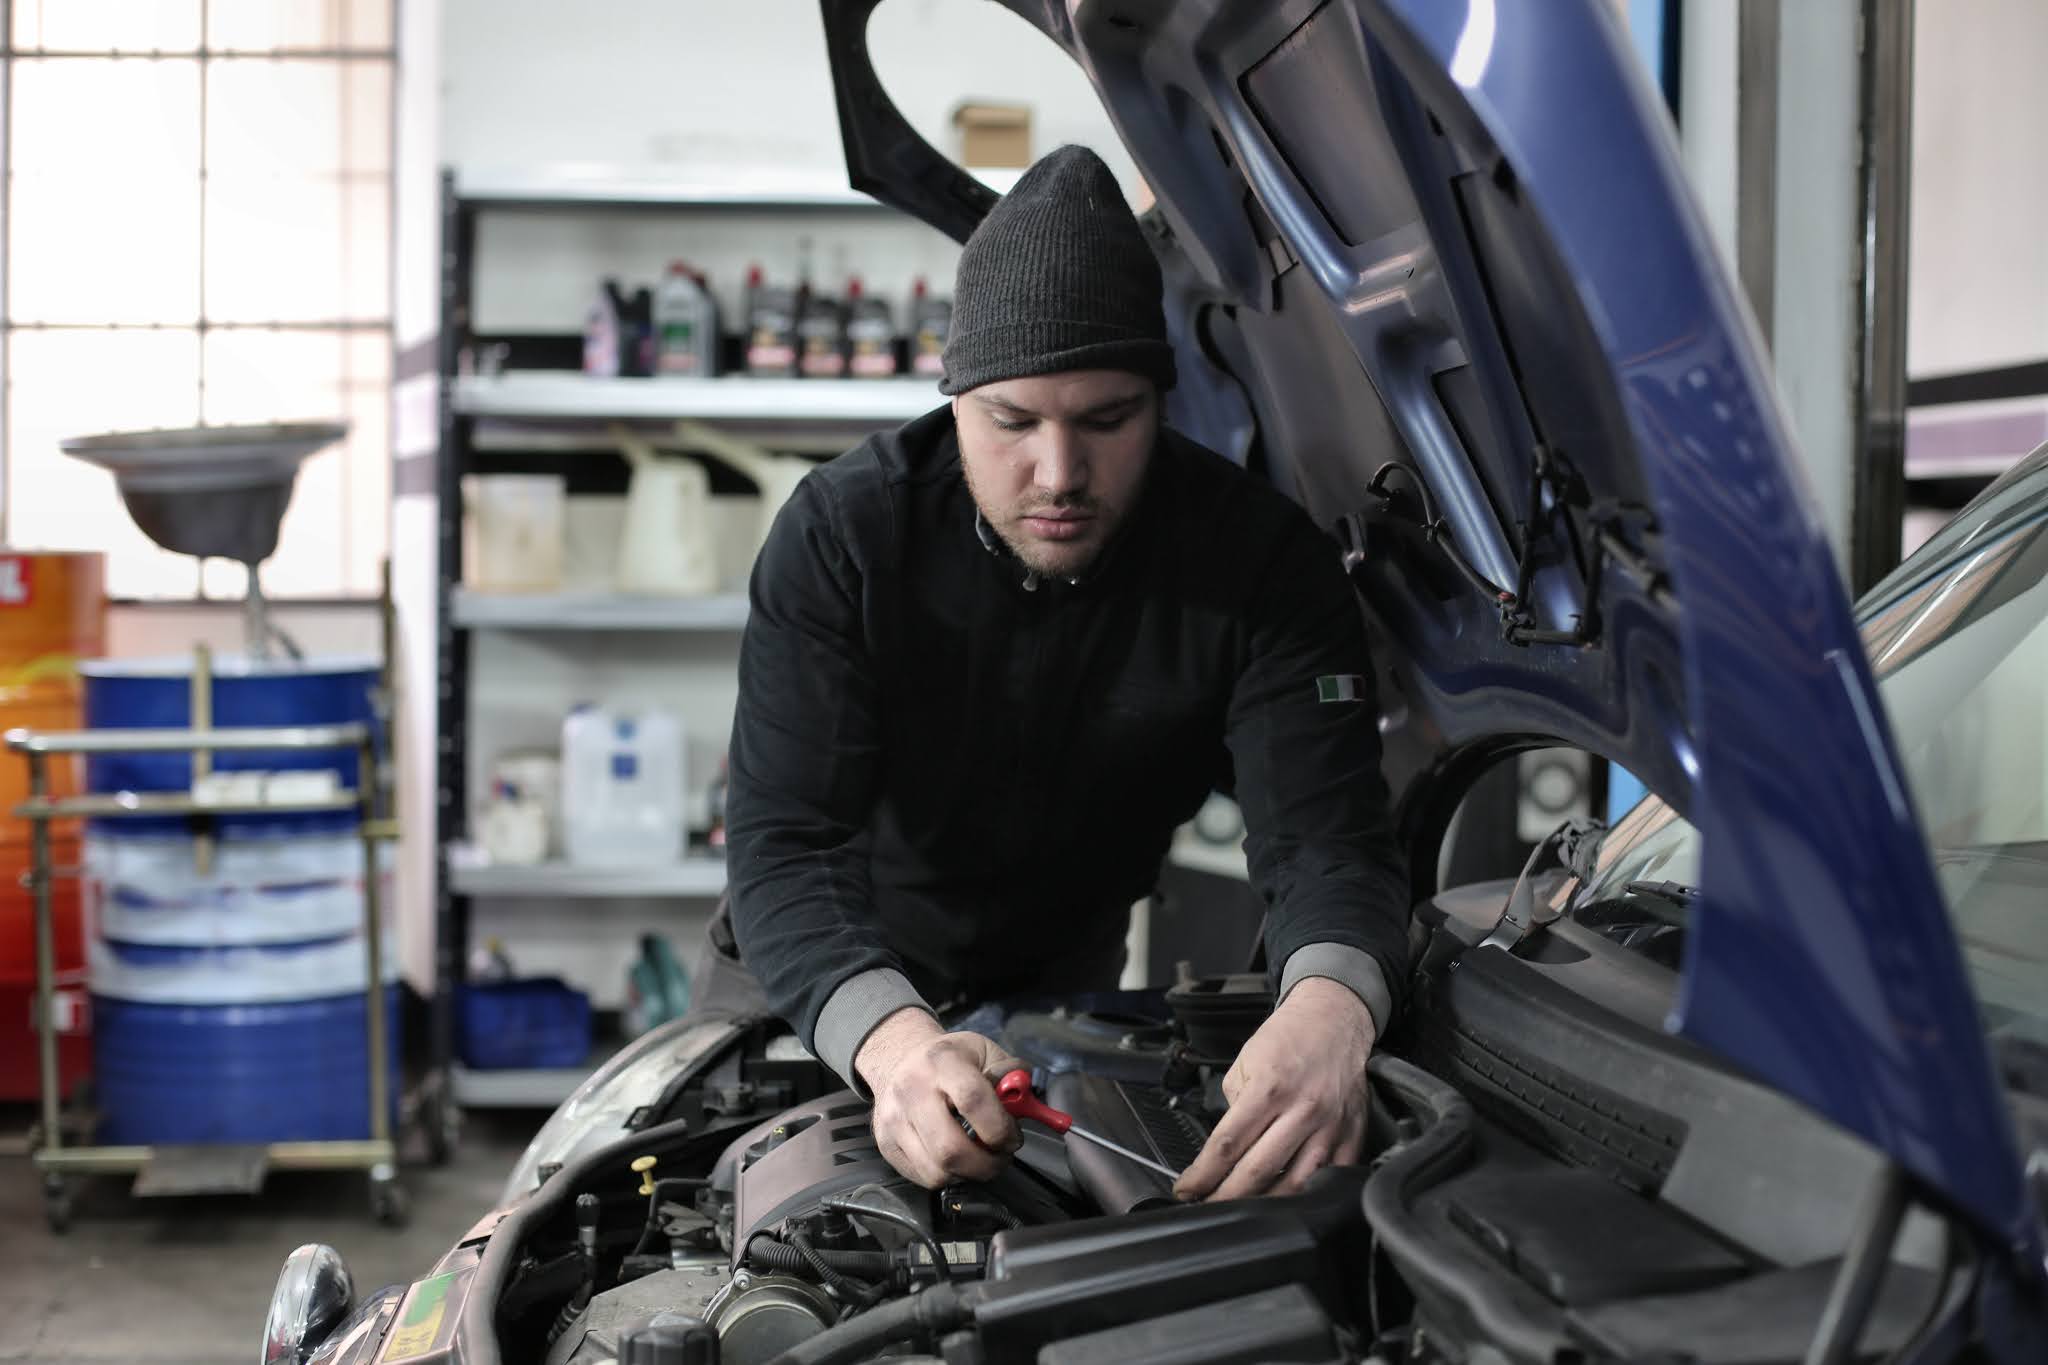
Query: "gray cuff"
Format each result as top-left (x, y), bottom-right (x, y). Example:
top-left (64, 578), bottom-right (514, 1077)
top-left (1278, 943), bottom-right (1393, 1038)
top-left (813, 968), bottom-right (934, 1096)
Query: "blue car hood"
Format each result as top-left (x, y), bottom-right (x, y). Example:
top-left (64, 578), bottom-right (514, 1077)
top-left (820, 0), bottom-right (2032, 1253)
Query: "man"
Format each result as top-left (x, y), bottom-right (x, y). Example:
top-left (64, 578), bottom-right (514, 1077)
top-left (721, 145), bottom-right (1408, 1203)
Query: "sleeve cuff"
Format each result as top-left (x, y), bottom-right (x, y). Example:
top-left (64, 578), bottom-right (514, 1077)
top-left (1278, 943), bottom-right (1392, 1038)
top-left (813, 967), bottom-right (934, 1095)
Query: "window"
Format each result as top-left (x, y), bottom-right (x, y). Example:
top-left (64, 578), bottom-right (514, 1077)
top-left (3, 0), bottom-right (394, 599)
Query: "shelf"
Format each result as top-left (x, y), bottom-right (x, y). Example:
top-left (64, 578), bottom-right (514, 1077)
top-left (452, 1049), bottom-right (614, 1109)
top-left (452, 589), bottom-right (749, 631)
top-left (1905, 396), bottom-right (2048, 482)
top-left (452, 165), bottom-right (1024, 211)
top-left (454, 373), bottom-right (945, 424)
top-left (451, 857), bottom-right (728, 899)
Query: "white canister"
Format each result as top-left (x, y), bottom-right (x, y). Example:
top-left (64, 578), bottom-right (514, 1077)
top-left (561, 705), bottom-right (686, 867)
top-left (467, 474), bottom-right (566, 592)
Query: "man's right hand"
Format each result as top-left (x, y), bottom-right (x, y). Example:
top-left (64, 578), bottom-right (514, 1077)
top-left (856, 1007), bottom-right (1023, 1188)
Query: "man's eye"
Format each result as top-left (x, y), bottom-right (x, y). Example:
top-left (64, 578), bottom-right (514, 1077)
top-left (993, 417), bottom-right (1034, 433)
top-left (1082, 413), bottom-right (1132, 432)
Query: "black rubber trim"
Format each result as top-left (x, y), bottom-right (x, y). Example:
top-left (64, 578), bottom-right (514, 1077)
top-left (1908, 359), bottom-right (2048, 408)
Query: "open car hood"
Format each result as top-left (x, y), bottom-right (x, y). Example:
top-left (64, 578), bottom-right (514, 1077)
top-left (820, 0), bottom-right (2034, 1253)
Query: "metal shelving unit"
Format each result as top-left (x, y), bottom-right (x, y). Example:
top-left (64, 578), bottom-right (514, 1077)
top-left (450, 588), bottom-right (750, 631)
top-left (434, 170), bottom-right (941, 1137)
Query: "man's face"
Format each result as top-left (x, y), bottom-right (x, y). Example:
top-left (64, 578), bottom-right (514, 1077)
top-left (953, 370), bottom-right (1159, 580)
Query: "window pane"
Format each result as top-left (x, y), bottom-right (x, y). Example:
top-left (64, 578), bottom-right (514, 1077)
top-left (12, 0), bottom-right (202, 52)
top-left (207, 0), bottom-right (389, 51)
top-left (202, 329), bottom-right (346, 426)
top-left (343, 182), bottom-right (392, 321)
top-left (205, 177), bottom-right (344, 322)
top-left (6, 331), bottom-right (203, 597)
top-left (346, 0), bottom-right (394, 51)
top-left (340, 386), bottom-right (391, 596)
top-left (207, 60), bottom-right (343, 178)
top-left (8, 59), bottom-right (202, 323)
top-left (343, 59), bottom-right (393, 174)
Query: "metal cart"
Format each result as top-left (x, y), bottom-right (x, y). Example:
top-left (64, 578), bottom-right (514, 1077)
top-left (9, 716), bottom-right (405, 1232)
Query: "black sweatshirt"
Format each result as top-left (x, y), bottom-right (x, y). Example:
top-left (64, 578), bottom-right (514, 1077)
top-left (724, 407), bottom-right (1409, 1086)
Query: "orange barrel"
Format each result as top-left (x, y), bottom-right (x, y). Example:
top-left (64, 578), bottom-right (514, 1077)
top-left (0, 551), bottom-right (104, 859)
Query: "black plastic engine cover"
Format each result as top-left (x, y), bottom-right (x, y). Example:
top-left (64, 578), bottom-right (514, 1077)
top-left (973, 1168), bottom-right (1370, 1363)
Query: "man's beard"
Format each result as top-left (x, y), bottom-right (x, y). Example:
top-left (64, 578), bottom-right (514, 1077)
top-left (963, 468), bottom-right (1117, 579)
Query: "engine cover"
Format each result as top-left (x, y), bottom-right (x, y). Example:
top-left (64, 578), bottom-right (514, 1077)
top-left (716, 1093), bottom-right (895, 1254)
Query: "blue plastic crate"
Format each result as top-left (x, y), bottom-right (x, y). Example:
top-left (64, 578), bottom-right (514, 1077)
top-left (459, 978), bottom-right (592, 1070)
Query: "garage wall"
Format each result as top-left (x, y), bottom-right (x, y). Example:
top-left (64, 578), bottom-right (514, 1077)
top-left (1908, 0), bottom-right (2048, 379)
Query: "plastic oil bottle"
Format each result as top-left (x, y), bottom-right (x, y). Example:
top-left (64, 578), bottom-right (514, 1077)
top-left (846, 276), bottom-right (899, 378)
top-left (744, 263), bottom-right (800, 377)
top-left (798, 281), bottom-right (848, 379)
top-left (910, 277), bottom-right (952, 379)
top-left (655, 261), bottom-right (720, 378)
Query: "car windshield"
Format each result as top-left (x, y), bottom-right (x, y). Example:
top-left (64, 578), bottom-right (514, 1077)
top-left (1578, 454), bottom-right (2048, 1050)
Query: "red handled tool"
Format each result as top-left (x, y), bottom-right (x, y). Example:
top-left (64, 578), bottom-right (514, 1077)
top-left (995, 1069), bottom-right (1182, 1182)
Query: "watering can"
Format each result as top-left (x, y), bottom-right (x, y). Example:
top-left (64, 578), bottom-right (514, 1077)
top-left (612, 424), bottom-right (720, 596)
top-left (671, 420), bottom-right (812, 565)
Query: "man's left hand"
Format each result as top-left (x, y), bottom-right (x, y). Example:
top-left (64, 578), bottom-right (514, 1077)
top-left (1173, 977), bottom-right (1375, 1202)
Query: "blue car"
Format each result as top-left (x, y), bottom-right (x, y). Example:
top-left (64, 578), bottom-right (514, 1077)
top-left (266, 2), bottom-right (2048, 1362)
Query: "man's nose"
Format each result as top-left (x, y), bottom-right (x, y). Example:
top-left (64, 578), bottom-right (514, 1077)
top-left (1033, 423), bottom-right (1088, 498)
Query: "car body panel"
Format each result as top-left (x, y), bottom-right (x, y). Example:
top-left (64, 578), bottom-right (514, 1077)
top-left (823, 0), bottom-right (2035, 1254)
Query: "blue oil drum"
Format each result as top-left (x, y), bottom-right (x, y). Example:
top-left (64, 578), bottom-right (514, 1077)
top-left (91, 989), bottom-right (401, 1145)
top-left (78, 654), bottom-right (379, 838)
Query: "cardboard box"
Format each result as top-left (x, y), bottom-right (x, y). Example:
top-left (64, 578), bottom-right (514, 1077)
top-left (953, 101), bottom-right (1033, 169)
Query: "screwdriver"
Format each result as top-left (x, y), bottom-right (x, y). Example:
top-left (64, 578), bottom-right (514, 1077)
top-left (994, 1068), bottom-right (1182, 1183)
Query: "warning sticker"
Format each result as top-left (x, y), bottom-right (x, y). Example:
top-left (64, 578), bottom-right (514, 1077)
top-left (380, 1273), bottom-right (457, 1362)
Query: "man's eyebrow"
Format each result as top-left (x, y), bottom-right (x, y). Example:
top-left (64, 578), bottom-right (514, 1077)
top-left (1078, 392), bottom-right (1147, 418)
top-left (976, 394), bottom-right (1036, 417)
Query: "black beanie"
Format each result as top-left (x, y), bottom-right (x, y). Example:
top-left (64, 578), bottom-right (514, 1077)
top-left (939, 144), bottom-right (1176, 396)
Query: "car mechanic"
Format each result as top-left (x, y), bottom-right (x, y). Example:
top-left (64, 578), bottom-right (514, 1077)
top-left (707, 145), bottom-right (1410, 1202)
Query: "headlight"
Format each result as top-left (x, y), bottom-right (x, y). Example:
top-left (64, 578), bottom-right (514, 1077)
top-left (499, 1017), bottom-right (744, 1203)
top-left (261, 1244), bottom-right (354, 1365)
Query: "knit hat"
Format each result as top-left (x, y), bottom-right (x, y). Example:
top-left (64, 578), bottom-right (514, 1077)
top-left (939, 145), bottom-right (1176, 395)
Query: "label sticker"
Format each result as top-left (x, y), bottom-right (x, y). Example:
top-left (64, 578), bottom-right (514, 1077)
top-left (380, 1273), bottom-right (456, 1362)
top-left (1316, 674), bottom-right (1367, 703)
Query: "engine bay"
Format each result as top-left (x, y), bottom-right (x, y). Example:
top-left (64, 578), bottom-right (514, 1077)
top-left (451, 925), bottom-right (1967, 1365)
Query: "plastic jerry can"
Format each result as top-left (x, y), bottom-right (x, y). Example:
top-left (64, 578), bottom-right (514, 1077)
top-left (561, 706), bottom-right (686, 868)
top-left (656, 262), bottom-right (720, 378)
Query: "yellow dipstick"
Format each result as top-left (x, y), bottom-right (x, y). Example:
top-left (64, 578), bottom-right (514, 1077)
top-left (631, 1155), bottom-right (659, 1196)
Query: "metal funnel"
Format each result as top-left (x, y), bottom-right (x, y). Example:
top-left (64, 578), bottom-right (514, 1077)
top-left (62, 422), bottom-right (348, 660)
top-left (60, 422), bottom-right (347, 565)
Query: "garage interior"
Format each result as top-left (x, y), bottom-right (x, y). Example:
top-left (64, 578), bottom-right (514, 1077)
top-left (1, 2), bottom-right (2045, 1363)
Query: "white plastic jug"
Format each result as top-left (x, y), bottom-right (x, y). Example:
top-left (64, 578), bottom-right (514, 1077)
top-left (561, 705), bottom-right (686, 867)
top-left (613, 424), bottom-right (720, 595)
top-left (467, 475), bottom-right (565, 592)
top-left (673, 420), bottom-right (810, 565)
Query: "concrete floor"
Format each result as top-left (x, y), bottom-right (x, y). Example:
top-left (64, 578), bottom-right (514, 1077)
top-left (0, 1107), bottom-right (538, 1365)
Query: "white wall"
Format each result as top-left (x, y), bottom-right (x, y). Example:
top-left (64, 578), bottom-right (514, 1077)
top-left (1908, 0), bottom-right (2048, 378)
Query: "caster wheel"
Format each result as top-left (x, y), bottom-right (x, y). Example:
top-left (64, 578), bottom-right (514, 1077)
top-left (44, 1177), bottom-right (72, 1235)
top-left (371, 1177), bottom-right (410, 1228)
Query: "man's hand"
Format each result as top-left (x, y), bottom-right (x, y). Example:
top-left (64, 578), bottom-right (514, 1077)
top-left (856, 1007), bottom-right (1025, 1188)
top-left (1173, 977), bottom-right (1375, 1202)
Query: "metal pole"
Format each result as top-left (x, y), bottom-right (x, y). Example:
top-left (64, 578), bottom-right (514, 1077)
top-left (28, 750), bottom-right (60, 1154)
top-left (190, 644), bottom-right (213, 878)
top-left (360, 733), bottom-right (391, 1151)
top-left (1735, 0), bottom-right (1781, 344)
top-left (1850, 0), bottom-right (1915, 594)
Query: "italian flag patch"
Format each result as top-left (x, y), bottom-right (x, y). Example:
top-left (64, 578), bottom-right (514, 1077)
top-left (1317, 674), bottom-right (1366, 703)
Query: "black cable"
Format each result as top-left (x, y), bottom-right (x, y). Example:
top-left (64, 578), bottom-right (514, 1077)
top-left (789, 1230), bottom-right (886, 1307)
top-left (631, 1176), bottom-right (713, 1257)
top-left (740, 1231), bottom-right (892, 1279)
top-left (817, 1196), bottom-right (953, 1283)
